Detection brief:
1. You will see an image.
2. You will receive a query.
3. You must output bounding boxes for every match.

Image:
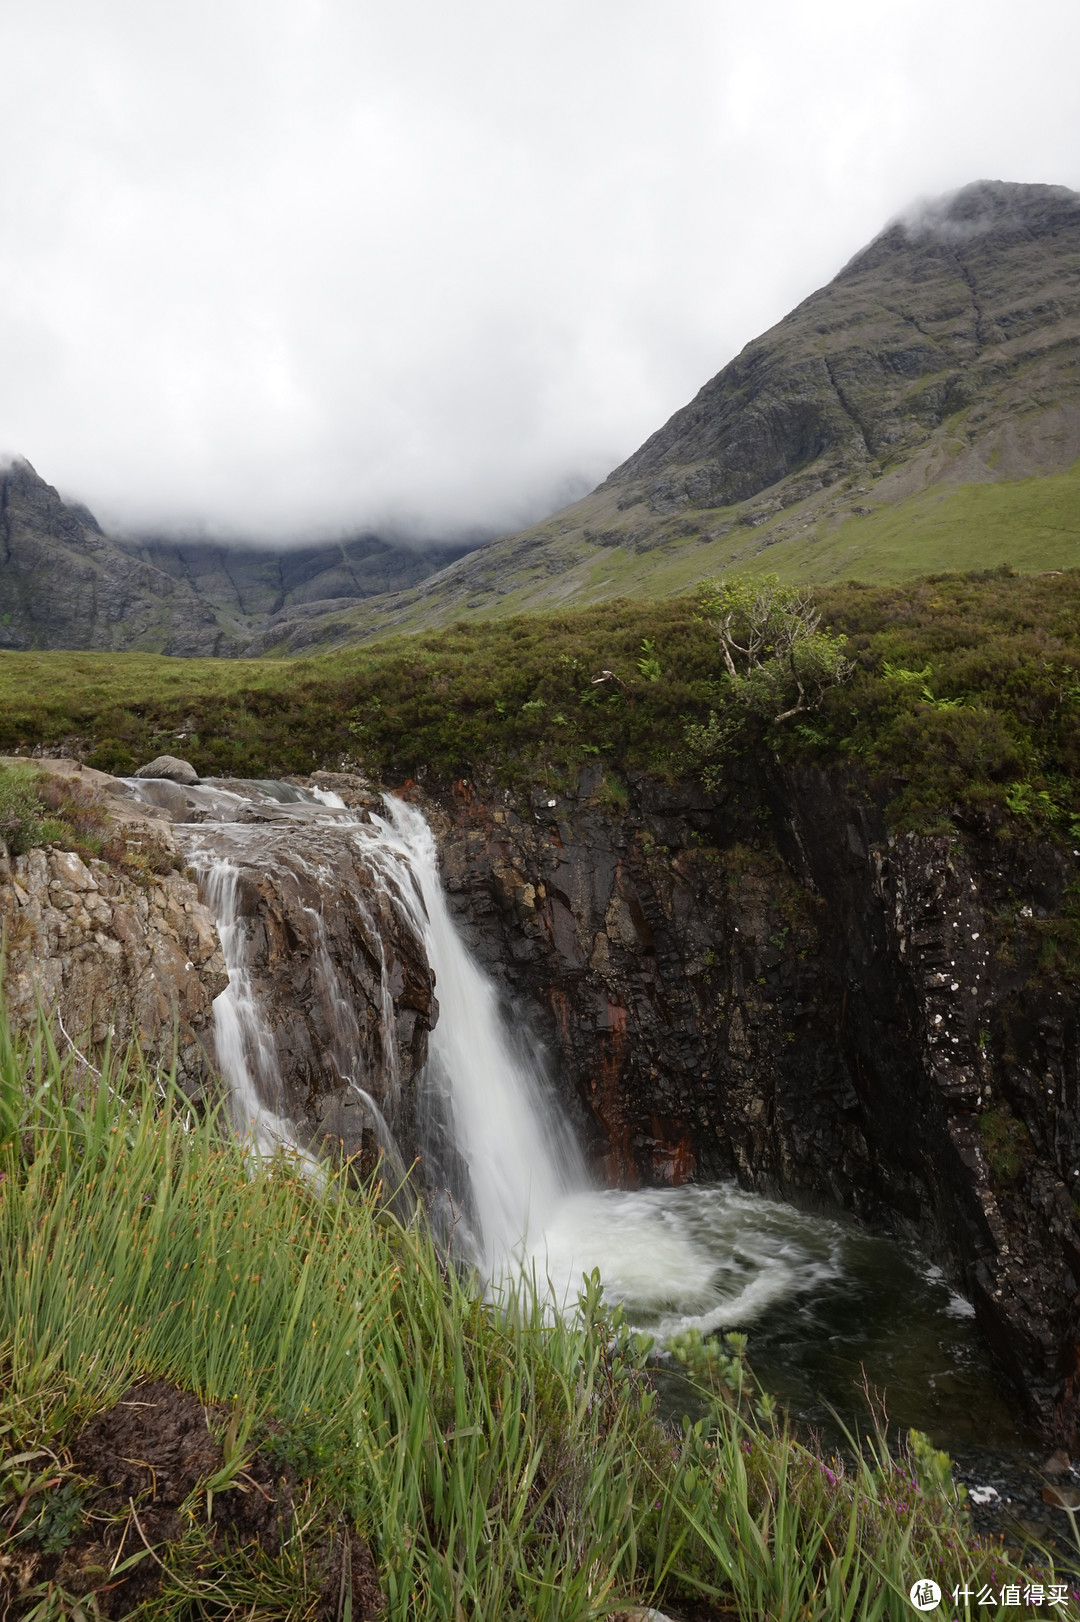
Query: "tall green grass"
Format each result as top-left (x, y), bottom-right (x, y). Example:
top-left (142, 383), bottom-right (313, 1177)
top-left (0, 1012), bottom-right (1053, 1619)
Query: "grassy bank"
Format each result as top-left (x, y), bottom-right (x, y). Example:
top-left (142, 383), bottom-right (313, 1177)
top-left (0, 1013), bottom-right (1053, 1620)
top-left (1, 568), bottom-right (1079, 840)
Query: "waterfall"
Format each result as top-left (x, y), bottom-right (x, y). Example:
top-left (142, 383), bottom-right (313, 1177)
top-left (118, 774), bottom-right (1013, 1460)
top-left (371, 798), bottom-right (588, 1276)
top-left (194, 855), bottom-right (325, 1180)
top-left (128, 774), bottom-right (817, 1311)
top-left (123, 776), bottom-right (583, 1269)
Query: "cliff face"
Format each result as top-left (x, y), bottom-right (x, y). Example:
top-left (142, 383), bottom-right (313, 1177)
top-left (0, 799), bottom-right (227, 1092)
top-left (0, 457), bottom-right (477, 657)
top-left (602, 180), bottom-right (1080, 516)
top-left (421, 765), bottom-right (1080, 1443)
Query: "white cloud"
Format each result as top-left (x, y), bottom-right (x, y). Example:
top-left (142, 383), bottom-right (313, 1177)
top-left (1, 0), bottom-right (1077, 538)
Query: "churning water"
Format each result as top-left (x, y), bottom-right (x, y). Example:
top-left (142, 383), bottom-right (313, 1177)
top-left (126, 777), bottom-right (1030, 1460)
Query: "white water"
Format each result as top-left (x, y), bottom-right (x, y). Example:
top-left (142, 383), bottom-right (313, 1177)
top-left (373, 798), bottom-right (588, 1276)
top-left (124, 774), bottom-right (853, 1346)
top-left (370, 800), bottom-right (850, 1339)
top-left (194, 855), bottom-right (324, 1180)
top-left (528, 1184), bottom-right (844, 1340)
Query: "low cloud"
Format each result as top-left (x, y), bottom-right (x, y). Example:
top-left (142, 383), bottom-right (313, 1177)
top-left (1, 0), bottom-right (1078, 542)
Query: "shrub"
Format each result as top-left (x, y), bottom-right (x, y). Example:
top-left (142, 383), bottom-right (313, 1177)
top-left (0, 764), bottom-right (43, 855)
top-left (86, 736), bottom-right (136, 775)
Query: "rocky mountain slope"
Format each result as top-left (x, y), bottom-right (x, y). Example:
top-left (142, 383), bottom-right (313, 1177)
top-left (0, 457), bottom-right (476, 654)
top-left (279, 179), bottom-right (1080, 651)
top-left (5, 180), bottom-right (1077, 657)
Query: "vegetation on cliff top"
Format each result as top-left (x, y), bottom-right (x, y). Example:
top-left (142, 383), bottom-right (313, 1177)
top-left (0, 761), bottom-right (181, 883)
top-left (0, 1015), bottom-right (1049, 1619)
top-left (1, 566), bottom-right (1078, 841)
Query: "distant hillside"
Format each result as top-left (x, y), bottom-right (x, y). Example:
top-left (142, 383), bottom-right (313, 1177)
top-left (5, 180), bottom-right (1078, 658)
top-left (265, 179), bottom-right (1079, 652)
top-left (0, 458), bottom-right (478, 655)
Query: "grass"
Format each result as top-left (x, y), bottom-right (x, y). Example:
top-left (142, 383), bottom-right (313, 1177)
top-left (0, 762), bottom-right (183, 885)
top-left (804, 459), bottom-right (1080, 583)
top-left (289, 459), bottom-right (1080, 642)
top-left (2, 567), bottom-right (1080, 846)
top-left (0, 1011), bottom-right (1055, 1620)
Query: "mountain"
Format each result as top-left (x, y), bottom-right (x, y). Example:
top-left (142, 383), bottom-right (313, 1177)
top-left (5, 180), bottom-right (1078, 658)
top-left (270, 179), bottom-right (1079, 651)
top-left (0, 458), bottom-right (224, 655)
top-left (0, 458), bottom-right (479, 655)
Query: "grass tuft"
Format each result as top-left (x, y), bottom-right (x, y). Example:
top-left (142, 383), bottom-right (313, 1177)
top-left (0, 1008), bottom-right (1058, 1618)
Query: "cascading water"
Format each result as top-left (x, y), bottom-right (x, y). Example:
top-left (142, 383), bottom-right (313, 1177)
top-left (193, 854), bottom-right (320, 1169)
top-left (119, 774), bottom-right (1029, 1465)
top-left (371, 798), bottom-right (588, 1275)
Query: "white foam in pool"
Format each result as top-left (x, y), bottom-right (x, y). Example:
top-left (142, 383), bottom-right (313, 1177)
top-left (525, 1183), bottom-right (846, 1346)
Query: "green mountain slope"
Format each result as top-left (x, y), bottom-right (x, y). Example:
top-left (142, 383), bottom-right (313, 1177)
top-left (5, 180), bottom-right (1078, 657)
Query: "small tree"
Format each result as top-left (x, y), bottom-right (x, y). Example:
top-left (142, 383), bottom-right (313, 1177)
top-left (698, 574), bottom-right (854, 724)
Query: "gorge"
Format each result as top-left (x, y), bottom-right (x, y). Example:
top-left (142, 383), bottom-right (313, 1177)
top-left (5, 754), bottom-right (1078, 1483)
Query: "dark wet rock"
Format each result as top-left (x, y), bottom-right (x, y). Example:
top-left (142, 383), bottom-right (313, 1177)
top-left (134, 753), bottom-right (199, 784)
top-left (417, 765), bottom-right (1080, 1447)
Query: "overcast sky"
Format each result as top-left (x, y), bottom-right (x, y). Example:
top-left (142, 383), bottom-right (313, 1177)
top-left (2, 0), bottom-right (1078, 542)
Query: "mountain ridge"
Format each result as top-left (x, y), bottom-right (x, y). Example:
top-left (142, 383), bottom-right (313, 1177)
top-left (3, 179), bottom-right (1078, 656)
top-left (272, 178), bottom-right (1078, 650)
top-left (0, 456), bottom-right (479, 655)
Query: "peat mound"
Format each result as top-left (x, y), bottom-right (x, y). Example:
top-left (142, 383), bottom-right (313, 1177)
top-left (0, 1380), bottom-right (381, 1620)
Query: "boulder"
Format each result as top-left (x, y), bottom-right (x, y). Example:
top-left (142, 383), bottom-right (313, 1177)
top-left (134, 755), bottom-right (199, 785)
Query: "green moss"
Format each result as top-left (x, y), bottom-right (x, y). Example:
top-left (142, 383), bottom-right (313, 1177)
top-left (592, 771), bottom-right (630, 812)
top-left (978, 1107), bottom-right (1033, 1185)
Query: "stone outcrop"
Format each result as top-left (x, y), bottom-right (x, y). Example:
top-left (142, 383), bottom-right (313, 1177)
top-left (134, 754), bottom-right (200, 784)
top-left (0, 819), bottom-right (226, 1094)
top-left (416, 764), bottom-right (1080, 1445)
top-left (0, 765), bottom-right (435, 1178)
